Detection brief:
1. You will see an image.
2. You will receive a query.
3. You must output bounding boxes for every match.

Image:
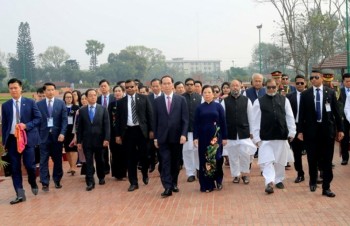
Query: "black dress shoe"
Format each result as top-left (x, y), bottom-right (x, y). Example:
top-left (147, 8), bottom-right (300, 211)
top-left (322, 189), bottom-right (336, 197)
top-left (172, 186), bottom-right (179, 193)
top-left (341, 160), bottom-right (348, 165)
top-left (310, 184), bottom-right (317, 192)
top-left (54, 181), bottom-right (62, 189)
top-left (31, 185), bottom-right (39, 195)
top-left (86, 184), bottom-right (95, 191)
top-left (10, 196), bottom-right (25, 205)
top-left (187, 175), bottom-right (195, 182)
top-left (99, 179), bottom-right (106, 185)
top-left (265, 182), bottom-right (274, 194)
top-left (42, 184), bottom-right (49, 192)
top-left (275, 182), bottom-right (285, 189)
top-left (294, 176), bottom-right (305, 183)
top-left (128, 184), bottom-right (139, 192)
top-left (142, 177), bottom-right (149, 185)
top-left (161, 188), bottom-right (172, 197)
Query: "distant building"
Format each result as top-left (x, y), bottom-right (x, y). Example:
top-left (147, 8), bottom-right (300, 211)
top-left (166, 58), bottom-right (221, 75)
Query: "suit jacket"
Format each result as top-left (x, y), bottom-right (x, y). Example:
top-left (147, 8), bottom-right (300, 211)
top-left (245, 87), bottom-right (266, 103)
top-left (286, 91), bottom-right (301, 133)
top-left (298, 86), bottom-right (343, 141)
top-left (77, 104), bottom-right (110, 148)
top-left (116, 93), bottom-right (153, 139)
top-left (1, 97), bottom-right (41, 148)
top-left (153, 93), bottom-right (189, 144)
top-left (37, 98), bottom-right (67, 143)
top-left (97, 94), bottom-right (116, 107)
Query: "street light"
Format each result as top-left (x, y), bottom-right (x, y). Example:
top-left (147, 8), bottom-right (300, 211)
top-left (257, 24), bottom-right (262, 73)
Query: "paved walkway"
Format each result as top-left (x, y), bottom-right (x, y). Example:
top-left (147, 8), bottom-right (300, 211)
top-left (1, 145), bottom-right (350, 225)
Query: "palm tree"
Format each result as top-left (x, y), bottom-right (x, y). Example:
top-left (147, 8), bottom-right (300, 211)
top-left (85, 40), bottom-right (105, 71)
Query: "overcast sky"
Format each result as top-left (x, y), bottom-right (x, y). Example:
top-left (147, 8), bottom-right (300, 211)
top-left (0, 0), bottom-right (281, 70)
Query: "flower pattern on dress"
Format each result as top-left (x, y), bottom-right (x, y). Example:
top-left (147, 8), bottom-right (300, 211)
top-left (204, 123), bottom-right (220, 178)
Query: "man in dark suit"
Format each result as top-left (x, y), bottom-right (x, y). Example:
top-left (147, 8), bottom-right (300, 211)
top-left (182, 78), bottom-right (202, 182)
top-left (148, 78), bottom-right (162, 173)
top-left (116, 79), bottom-right (153, 192)
top-left (97, 79), bottom-right (116, 174)
top-left (37, 82), bottom-right (67, 191)
top-left (286, 75), bottom-right (306, 183)
top-left (153, 75), bottom-right (189, 197)
top-left (298, 69), bottom-right (344, 197)
top-left (281, 74), bottom-right (297, 94)
top-left (2, 78), bottom-right (42, 204)
top-left (244, 73), bottom-right (266, 103)
top-left (338, 73), bottom-right (350, 165)
top-left (77, 89), bottom-right (110, 191)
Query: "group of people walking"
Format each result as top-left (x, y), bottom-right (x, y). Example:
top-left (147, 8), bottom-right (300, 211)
top-left (2, 69), bottom-right (349, 204)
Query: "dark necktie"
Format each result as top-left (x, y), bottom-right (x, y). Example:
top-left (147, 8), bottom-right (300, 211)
top-left (89, 106), bottom-right (94, 122)
top-left (167, 96), bottom-right (171, 114)
top-left (131, 96), bottom-right (137, 124)
top-left (103, 95), bottom-right (107, 108)
top-left (316, 88), bottom-right (321, 121)
top-left (48, 100), bottom-right (53, 117)
top-left (15, 100), bottom-right (20, 123)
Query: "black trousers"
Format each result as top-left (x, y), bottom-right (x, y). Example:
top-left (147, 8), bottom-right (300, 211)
top-left (103, 147), bottom-right (110, 174)
top-left (159, 142), bottom-right (183, 189)
top-left (290, 132), bottom-right (305, 177)
top-left (84, 146), bottom-right (105, 186)
top-left (110, 141), bottom-right (127, 179)
top-left (124, 126), bottom-right (149, 185)
top-left (340, 120), bottom-right (349, 161)
top-left (305, 123), bottom-right (334, 190)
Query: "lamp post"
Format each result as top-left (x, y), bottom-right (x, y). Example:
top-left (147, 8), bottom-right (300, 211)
top-left (347, 0), bottom-right (349, 72)
top-left (257, 24), bottom-right (262, 73)
top-left (281, 33), bottom-right (284, 72)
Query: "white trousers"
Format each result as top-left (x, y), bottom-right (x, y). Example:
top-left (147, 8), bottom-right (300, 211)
top-left (226, 140), bottom-right (251, 177)
top-left (260, 161), bottom-right (285, 186)
top-left (182, 132), bottom-right (199, 177)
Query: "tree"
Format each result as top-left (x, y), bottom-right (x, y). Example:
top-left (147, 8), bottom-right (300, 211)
top-left (0, 63), bottom-right (7, 83)
top-left (16, 22), bottom-right (35, 83)
top-left (38, 46), bottom-right (70, 69)
top-left (257, 0), bottom-right (346, 76)
top-left (65, 59), bottom-right (80, 70)
top-left (85, 40), bottom-right (105, 71)
top-left (226, 67), bottom-right (249, 81)
top-left (250, 42), bottom-right (291, 74)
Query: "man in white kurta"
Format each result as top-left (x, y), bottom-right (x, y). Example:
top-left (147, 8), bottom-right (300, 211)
top-left (252, 79), bottom-right (296, 194)
top-left (221, 80), bottom-right (256, 184)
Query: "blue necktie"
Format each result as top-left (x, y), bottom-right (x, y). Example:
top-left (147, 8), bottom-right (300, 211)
top-left (89, 106), bottom-right (94, 122)
top-left (316, 88), bottom-right (321, 121)
top-left (48, 100), bottom-right (53, 117)
top-left (15, 100), bottom-right (20, 123)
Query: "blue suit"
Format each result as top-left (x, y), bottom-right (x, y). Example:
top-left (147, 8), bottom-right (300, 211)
top-left (37, 98), bottom-right (67, 186)
top-left (1, 97), bottom-right (41, 193)
top-left (245, 87), bottom-right (266, 103)
top-left (153, 93), bottom-right (189, 189)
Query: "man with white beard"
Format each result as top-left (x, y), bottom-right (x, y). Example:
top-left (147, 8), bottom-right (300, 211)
top-left (252, 79), bottom-right (296, 194)
top-left (221, 80), bottom-right (256, 184)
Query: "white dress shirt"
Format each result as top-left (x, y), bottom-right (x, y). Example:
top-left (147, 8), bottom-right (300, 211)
top-left (127, 94), bottom-right (139, 126)
top-left (10, 97), bottom-right (22, 134)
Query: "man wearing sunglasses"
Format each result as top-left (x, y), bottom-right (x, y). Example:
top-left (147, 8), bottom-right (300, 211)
top-left (281, 74), bottom-right (296, 94)
top-left (252, 79), bottom-right (296, 194)
top-left (340, 73), bottom-right (350, 166)
top-left (298, 69), bottom-right (344, 198)
top-left (286, 75), bottom-right (307, 184)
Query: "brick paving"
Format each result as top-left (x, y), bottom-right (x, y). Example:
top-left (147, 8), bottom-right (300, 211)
top-left (1, 145), bottom-right (350, 226)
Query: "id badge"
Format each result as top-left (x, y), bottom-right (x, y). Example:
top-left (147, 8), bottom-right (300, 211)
top-left (68, 116), bottom-right (73, 125)
top-left (47, 117), bottom-right (54, 127)
top-left (325, 103), bottom-right (331, 112)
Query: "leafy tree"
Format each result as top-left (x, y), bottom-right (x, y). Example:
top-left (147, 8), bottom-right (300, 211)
top-left (85, 40), bottom-right (105, 71)
top-left (65, 59), bottom-right (80, 70)
top-left (38, 46), bottom-right (70, 69)
top-left (0, 63), bottom-right (7, 84)
top-left (16, 22), bottom-right (35, 83)
top-left (227, 67), bottom-right (249, 81)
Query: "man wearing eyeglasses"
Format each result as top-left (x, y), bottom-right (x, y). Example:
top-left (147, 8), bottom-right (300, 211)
top-left (298, 69), bottom-right (344, 198)
top-left (252, 79), bottom-right (296, 194)
top-left (182, 78), bottom-right (202, 183)
top-left (244, 73), bottom-right (266, 104)
top-left (286, 75), bottom-right (307, 183)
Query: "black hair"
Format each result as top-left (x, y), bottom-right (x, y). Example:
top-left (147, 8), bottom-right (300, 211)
top-left (160, 75), bottom-right (174, 84)
top-left (43, 82), bottom-right (56, 90)
top-left (202, 84), bottom-right (214, 94)
top-left (8, 78), bottom-right (22, 87)
top-left (99, 79), bottom-right (110, 86)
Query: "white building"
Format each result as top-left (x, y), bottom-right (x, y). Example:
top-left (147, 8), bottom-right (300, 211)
top-left (166, 58), bottom-right (221, 75)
